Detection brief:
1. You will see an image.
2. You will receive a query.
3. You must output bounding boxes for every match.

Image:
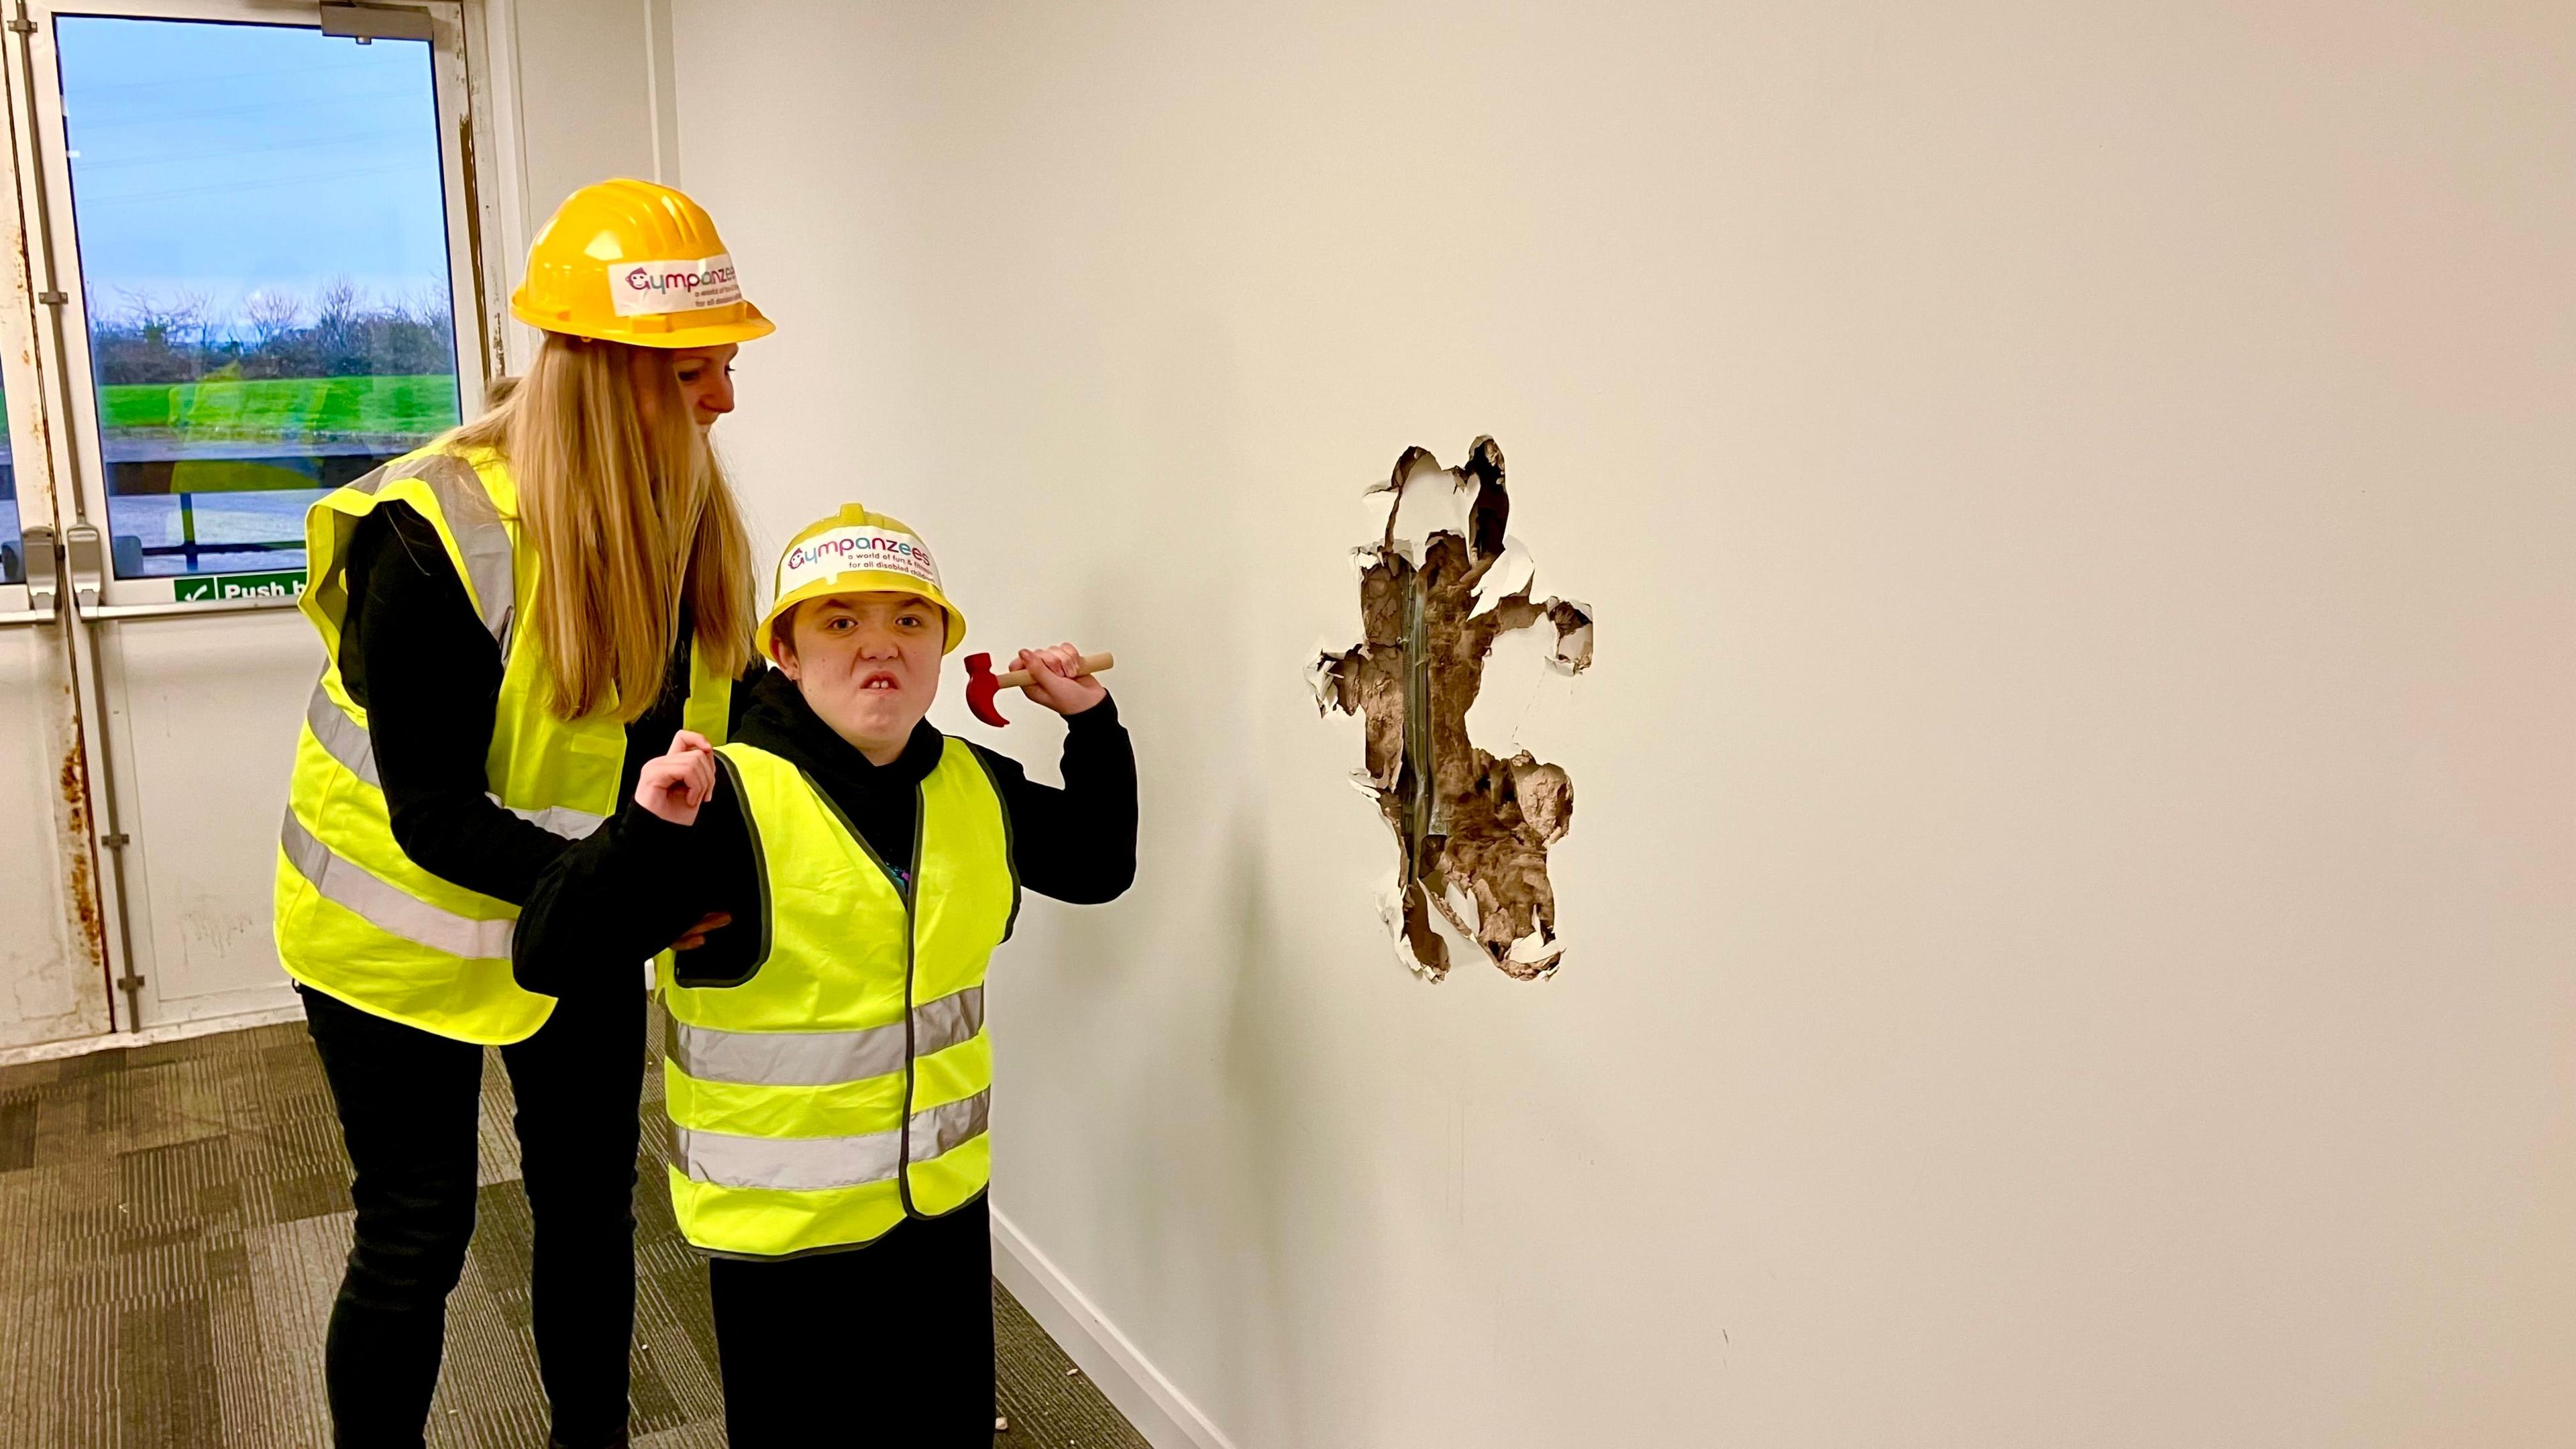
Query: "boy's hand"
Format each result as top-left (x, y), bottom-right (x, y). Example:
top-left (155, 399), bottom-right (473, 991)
top-left (1013, 643), bottom-right (1108, 716)
top-left (637, 730), bottom-right (716, 826)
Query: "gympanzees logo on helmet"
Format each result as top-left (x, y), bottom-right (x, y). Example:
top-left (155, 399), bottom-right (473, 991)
top-left (609, 253), bottom-right (745, 317)
top-left (781, 527), bottom-right (940, 588)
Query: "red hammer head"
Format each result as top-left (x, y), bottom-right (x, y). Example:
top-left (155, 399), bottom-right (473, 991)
top-left (962, 648), bottom-right (1111, 727)
top-left (963, 653), bottom-right (1012, 728)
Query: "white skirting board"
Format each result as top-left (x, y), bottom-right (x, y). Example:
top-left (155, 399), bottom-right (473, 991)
top-left (0, 999), bottom-right (308, 1068)
top-left (990, 1204), bottom-right (1240, 1449)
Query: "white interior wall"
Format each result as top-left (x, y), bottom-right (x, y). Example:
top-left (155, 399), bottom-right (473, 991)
top-left (667, 5), bottom-right (2576, 1445)
top-left (478, 0), bottom-right (675, 368)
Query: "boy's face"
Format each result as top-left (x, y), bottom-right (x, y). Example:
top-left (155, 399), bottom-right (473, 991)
top-left (774, 592), bottom-right (945, 759)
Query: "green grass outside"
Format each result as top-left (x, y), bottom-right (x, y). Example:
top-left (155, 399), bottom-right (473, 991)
top-left (98, 373), bottom-right (461, 443)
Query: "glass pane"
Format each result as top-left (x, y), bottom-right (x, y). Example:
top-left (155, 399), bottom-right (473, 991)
top-left (55, 17), bottom-right (460, 582)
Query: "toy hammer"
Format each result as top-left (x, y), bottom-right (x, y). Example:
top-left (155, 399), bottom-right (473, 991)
top-left (963, 651), bottom-right (1116, 727)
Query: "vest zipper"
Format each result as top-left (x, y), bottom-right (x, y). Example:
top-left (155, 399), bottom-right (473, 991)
top-left (798, 765), bottom-right (931, 1218)
top-left (894, 786), bottom-right (928, 1219)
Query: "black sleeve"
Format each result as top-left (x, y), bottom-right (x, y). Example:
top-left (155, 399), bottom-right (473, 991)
top-left (974, 694), bottom-right (1138, 905)
top-left (343, 504), bottom-right (573, 904)
top-left (512, 768), bottom-right (764, 998)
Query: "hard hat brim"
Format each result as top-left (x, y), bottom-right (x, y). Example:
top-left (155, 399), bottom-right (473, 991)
top-left (510, 297), bottom-right (776, 350)
top-left (759, 572), bottom-right (969, 663)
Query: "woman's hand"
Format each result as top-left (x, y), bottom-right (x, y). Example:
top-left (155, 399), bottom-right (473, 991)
top-left (672, 911), bottom-right (732, 951)
top-left (637, 730), bottom-right (716, 826)
top-left (1012, 643), bottom-right (1108, 716)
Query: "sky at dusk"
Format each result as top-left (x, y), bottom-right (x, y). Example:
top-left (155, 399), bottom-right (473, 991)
top-left (56, 16), bottom-right (455, 330)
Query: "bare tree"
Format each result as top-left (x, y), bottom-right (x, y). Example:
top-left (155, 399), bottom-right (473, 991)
top-left (111, 287), bottom-right (180, 341)
top-left (311, 278), bottom-right (367, 373)
top-left (313, 278), bottom-right (363, 338)
top-left (98, 287), bottom-right (219, 381)
top-left (244, 290), bottom-right (305, 348)
top-left (167, 288), bottom-right (213, 341)
top-left (401, 282), bottom-right (452, 329)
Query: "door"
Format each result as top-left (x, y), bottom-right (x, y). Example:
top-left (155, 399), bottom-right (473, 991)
top-left (0, 159), bottom-right (110, 1049)
top-left (0, 0), bottom-right (493, 1037)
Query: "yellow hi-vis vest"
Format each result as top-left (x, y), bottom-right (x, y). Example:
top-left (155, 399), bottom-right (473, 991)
top-left (272, 445), bottom-right (731, 1044)
top-left (658, 739), bottom-right (1017, 1258)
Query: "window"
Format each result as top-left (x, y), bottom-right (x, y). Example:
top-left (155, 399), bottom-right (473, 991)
top-left (54, 15), bottom-right (462, 579)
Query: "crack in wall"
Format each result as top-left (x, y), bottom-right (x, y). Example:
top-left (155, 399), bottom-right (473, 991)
top-left (1313, 437), bottom-right (1593, 981)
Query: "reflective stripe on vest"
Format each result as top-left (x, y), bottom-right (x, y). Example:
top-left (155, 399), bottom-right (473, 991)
top-left (278, 808), bottom-right (516, 959)
top-left (671, 1089), bottom-right (991, 1192)
top-left (360, 451), bottom-right (515, 639)
top-left (497, 802), bottom-right (608, 839)
top-left (665, 985), bottom-right (983, 1086)
top-left (303, 683), bottom-right (380, 786)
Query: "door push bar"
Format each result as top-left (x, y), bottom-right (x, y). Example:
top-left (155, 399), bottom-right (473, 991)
top-left (0, 521), bottom-right (300, 625)
top-left (0, 523), bottom-right (58, 625)
top-left (72, 521), bottom-right (302, 622)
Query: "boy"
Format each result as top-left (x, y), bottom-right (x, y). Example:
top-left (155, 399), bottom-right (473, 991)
top-left (513, 504), bottom-right (1137, 1446)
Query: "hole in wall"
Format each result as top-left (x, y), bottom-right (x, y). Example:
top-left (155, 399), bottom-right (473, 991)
top-left (1312, 436), bottom-right (1593, 981)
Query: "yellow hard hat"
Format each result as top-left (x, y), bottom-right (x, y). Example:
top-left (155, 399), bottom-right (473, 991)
top-left (759, 504), bottom-right (969, 661)
top-left (511, 178), bottom-right (775, 348)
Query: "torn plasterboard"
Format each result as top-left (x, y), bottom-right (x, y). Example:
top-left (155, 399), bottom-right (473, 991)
top-left (1313, 436), bottom-right (1593, 981)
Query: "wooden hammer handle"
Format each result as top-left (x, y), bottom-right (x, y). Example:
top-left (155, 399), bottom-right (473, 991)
top-left (991, 651), bottom-right (1116, 690)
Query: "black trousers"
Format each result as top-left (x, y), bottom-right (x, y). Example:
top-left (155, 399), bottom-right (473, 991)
top-left (708, 1194), bottom-right (996, 1447)
top-left (301, 981), bottom-right (643, 1449)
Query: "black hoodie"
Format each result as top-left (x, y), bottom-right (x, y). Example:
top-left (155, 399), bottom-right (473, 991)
top-left (512, 667), bottom-right (1137, 996)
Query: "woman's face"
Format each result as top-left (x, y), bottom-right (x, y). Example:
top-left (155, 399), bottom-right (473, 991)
top-left (633, 343), bottom-right (739, 430)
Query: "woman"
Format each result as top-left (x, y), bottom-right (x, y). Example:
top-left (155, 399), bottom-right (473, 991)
top-left (272, 178), bottom-right (769, 1449)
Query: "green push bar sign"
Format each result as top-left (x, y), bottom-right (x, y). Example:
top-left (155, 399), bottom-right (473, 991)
top-left (175, 569), bottom-right (306, 604)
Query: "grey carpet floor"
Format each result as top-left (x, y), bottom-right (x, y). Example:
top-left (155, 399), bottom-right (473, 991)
top-left (0, 1014), bottom-right (1150, 1448)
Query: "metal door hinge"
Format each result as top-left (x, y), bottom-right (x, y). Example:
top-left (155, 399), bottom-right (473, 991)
top-left (320, 3), bottom-right (432, 42)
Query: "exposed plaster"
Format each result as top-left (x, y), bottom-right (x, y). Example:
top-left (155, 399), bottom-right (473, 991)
top-left (1313, 437), bottom-right (1593, 981)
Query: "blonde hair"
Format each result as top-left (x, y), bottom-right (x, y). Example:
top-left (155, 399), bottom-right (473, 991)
top-left (445, 333), bottom-right (755, 721)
